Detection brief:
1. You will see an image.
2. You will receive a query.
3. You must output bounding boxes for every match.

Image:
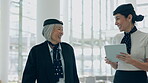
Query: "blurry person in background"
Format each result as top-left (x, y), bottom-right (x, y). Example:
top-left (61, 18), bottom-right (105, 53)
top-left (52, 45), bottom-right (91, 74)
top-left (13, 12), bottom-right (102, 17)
top-left (22, 19), bottom-right (79, 83)
top-left (105, 3), bottom-right (148, 83)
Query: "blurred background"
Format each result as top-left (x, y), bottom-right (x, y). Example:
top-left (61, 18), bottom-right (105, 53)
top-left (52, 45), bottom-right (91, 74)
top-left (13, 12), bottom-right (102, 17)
top-left (0, 0), bottom-right (148, 83)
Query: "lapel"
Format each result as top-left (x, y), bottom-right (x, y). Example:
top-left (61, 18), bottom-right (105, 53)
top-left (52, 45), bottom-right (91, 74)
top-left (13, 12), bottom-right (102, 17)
top-left (42, 41), bottom-right (55, 80)
top-left (61, 43), bottom-right (72, 83)
top-left (61, 43), bottom-right (68, 69)
top-left (42, 41), bottom-right (53, 65)
top-left (42, 42), bottom-right (72, 82)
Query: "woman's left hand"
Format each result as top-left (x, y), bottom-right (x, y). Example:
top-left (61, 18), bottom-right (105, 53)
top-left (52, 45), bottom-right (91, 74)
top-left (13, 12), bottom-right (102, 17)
top-left (116, 52), bottom-right (134, 64)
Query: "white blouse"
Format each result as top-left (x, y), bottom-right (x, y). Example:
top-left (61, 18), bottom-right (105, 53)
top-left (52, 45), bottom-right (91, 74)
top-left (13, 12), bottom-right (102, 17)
top-left (113, 30), bottom-right (148, 71)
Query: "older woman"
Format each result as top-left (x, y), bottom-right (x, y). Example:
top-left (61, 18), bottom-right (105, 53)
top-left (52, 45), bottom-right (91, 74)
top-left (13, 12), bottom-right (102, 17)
top-left (22, 19), bottom-right (79, 83)
top-left (105, 3), bottom-right (148, 83)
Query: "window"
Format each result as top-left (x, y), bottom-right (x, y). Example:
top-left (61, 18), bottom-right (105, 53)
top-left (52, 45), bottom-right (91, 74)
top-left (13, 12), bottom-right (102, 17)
top-left (66, 0), bottom-right (148, 82)
top-left (136, 0), bottom-right (148, 30)
top-left (68, 0), bottom-right (120, 77)
top-left (7, 0), bottom-right (148, 82)
top-left (9, 0), bottom-right (37, 82)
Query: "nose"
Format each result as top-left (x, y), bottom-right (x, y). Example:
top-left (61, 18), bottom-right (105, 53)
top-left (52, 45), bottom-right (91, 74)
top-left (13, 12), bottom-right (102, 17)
top-left (60, 30), bottom-right (63, 35)
top-left (115, 21), bottom-right (118, 25)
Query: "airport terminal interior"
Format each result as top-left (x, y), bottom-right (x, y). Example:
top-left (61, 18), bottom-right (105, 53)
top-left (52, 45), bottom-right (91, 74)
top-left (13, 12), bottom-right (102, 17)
top-left (0, 0), bottom-right (148, 83)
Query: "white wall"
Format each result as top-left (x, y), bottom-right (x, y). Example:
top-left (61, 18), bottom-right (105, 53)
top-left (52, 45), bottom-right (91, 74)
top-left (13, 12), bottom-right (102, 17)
top-left (0, 0), bottom-right (10, 82)
top-left (0, 0), bottom-right (1, 80)
top-left (37, 0), bottom-right (60, 44)
top-left (125, 0), bottom-right (136, 9)
top-left (60, 0), bottom-right (69, 42)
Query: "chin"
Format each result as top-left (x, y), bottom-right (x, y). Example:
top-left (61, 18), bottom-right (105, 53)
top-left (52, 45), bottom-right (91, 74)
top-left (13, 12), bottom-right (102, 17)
top-left (58, 40), bottom-right (61, 43)
top-left (119, 29), bottom-right (124, 32)
top-left (120, 30), bottom-right (123, 32)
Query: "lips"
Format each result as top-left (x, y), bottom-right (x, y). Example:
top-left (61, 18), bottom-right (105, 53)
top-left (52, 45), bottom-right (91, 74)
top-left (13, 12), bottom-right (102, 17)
top-left (58, 35), bottom-right (62, 39)
top-left (58, 36), bottom-right (61, 39)
top-left (117, 25), bottom-right (121, 29)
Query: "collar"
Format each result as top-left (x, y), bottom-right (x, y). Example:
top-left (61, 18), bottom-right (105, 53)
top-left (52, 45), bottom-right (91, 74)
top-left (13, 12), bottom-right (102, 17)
top-left (48, 43), bottom-right (62, 52)
top-left (124, 26), bottom-right (137, 35)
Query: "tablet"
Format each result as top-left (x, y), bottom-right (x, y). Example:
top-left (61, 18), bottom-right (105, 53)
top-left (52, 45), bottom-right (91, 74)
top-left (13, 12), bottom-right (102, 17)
top-left (104, 44), bottom-right (127, 62)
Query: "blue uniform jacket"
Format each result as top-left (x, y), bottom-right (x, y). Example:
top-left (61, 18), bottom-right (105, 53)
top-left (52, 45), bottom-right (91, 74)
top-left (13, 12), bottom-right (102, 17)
top-left (22, 41), bottom-right (79, 83)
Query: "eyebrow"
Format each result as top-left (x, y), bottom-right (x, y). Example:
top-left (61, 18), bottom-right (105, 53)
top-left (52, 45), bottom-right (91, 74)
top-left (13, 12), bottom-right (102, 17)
top-left (115, 16), bottom-right (120, 19)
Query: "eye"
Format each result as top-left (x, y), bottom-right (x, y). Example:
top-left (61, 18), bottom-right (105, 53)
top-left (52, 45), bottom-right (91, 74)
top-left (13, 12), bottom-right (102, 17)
top-left (115, 17), bottom-right (120, 21)
top-left (56, 27), bottom-right (60, 30)
top-left (57, 27), bottom-right (63, 31)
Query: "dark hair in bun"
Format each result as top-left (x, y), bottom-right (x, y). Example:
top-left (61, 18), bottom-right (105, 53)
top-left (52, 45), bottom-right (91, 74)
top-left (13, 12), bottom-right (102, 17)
top-left (113, 3), bottom-right (144, 24)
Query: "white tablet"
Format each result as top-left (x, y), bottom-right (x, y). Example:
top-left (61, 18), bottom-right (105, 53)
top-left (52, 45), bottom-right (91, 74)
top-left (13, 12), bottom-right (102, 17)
top-left (104, 44), bottom-right (127, 62)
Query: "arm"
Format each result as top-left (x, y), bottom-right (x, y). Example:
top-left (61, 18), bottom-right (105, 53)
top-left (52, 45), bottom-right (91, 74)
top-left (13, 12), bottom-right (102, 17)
top-left (22, 48), bottom-right (37, 83)
top-left (129, 34), bottom-right (148, 71)
top-left (62, 42), bottom-right (80, 83)
top-left (130, 58), bottom-right (148, 71)
top-left (117, 53), bottom-right (148, 71)
top-left (73, 60), bottom-right (79, 83)
top-left (72, 48), bottom-right (80, 83)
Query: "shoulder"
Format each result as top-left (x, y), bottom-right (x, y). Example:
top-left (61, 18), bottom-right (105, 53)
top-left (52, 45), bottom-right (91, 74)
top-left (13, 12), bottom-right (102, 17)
top-left (60, 42), bottom-right (73, 49)
top-left (135, 30), bottom-right (147, 34)
top-left (60, 42), bottom-right (73, 47)
top-left (134, 30), bottom-right (148, 38)
top-left (113, 33), bottom-right (124, 41)
top-left (30, 41), bottom-right (48, 50)
top-left (134, 30), bottom-right (148, 45)
top-left (115, 33), bottom-right (123, 38)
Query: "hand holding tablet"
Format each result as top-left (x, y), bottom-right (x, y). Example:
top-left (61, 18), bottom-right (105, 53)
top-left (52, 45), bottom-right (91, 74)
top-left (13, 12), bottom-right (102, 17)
top-left (104, 44), bottom-right (127, 62)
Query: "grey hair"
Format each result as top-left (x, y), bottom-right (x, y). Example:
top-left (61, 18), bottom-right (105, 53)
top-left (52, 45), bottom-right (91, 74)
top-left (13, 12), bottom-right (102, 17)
top-left (42, 24), bottom-right (54, 41)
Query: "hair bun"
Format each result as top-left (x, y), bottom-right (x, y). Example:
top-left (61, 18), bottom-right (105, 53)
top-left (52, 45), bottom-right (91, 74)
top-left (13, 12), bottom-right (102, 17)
top-left (136, 15), bottom-right (144, 21)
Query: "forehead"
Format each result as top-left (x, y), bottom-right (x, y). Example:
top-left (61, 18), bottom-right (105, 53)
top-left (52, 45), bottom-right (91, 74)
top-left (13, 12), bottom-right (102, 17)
top-left (54, 24), bottom-right (63, 28)
top-left (114, 14), bottom-right (124, 18)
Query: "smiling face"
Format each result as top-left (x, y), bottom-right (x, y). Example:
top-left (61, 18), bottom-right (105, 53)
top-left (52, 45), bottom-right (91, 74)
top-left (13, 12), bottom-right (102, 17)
top-left (50, 24), bottom-right (63, 44)
top-left (114, 14), bottom-right (134, 32)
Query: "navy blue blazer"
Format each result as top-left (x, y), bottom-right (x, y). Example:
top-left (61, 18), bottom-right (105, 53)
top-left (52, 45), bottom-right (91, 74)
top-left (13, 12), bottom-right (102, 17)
top-left (22, 41), bottom-right (79, 83)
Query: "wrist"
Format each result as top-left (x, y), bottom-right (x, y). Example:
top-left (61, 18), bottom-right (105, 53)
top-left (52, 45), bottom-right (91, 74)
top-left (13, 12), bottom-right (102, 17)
top-left (130, 59), bottom-right (137, 65)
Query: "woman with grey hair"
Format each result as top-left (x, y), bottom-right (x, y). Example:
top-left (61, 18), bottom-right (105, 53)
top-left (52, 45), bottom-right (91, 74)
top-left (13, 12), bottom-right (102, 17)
top-left (22, 19), bottom-right (79, 83)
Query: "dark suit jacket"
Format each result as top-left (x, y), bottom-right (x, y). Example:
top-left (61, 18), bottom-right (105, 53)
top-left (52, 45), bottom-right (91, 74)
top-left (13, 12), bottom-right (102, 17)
top-left (22, 41), bottom-right (79, 83)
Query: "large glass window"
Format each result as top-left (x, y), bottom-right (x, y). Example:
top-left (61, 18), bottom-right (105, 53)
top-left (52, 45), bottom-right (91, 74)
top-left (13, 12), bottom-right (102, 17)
top-left (68, 0), bottom-right (120, 77)
top-left (136, 0), bottom-right (148, 31)
top-left (9, 0), bottom-right (36, 82)
top-left (67, 0), bottom-right (148, 82)
top-left (7, 0), bottom-right (148, 83)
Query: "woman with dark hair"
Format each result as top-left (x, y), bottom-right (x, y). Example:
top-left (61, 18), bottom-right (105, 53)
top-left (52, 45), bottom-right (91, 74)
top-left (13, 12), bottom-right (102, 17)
top-left (105, 3), bottom-right (148, 83)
